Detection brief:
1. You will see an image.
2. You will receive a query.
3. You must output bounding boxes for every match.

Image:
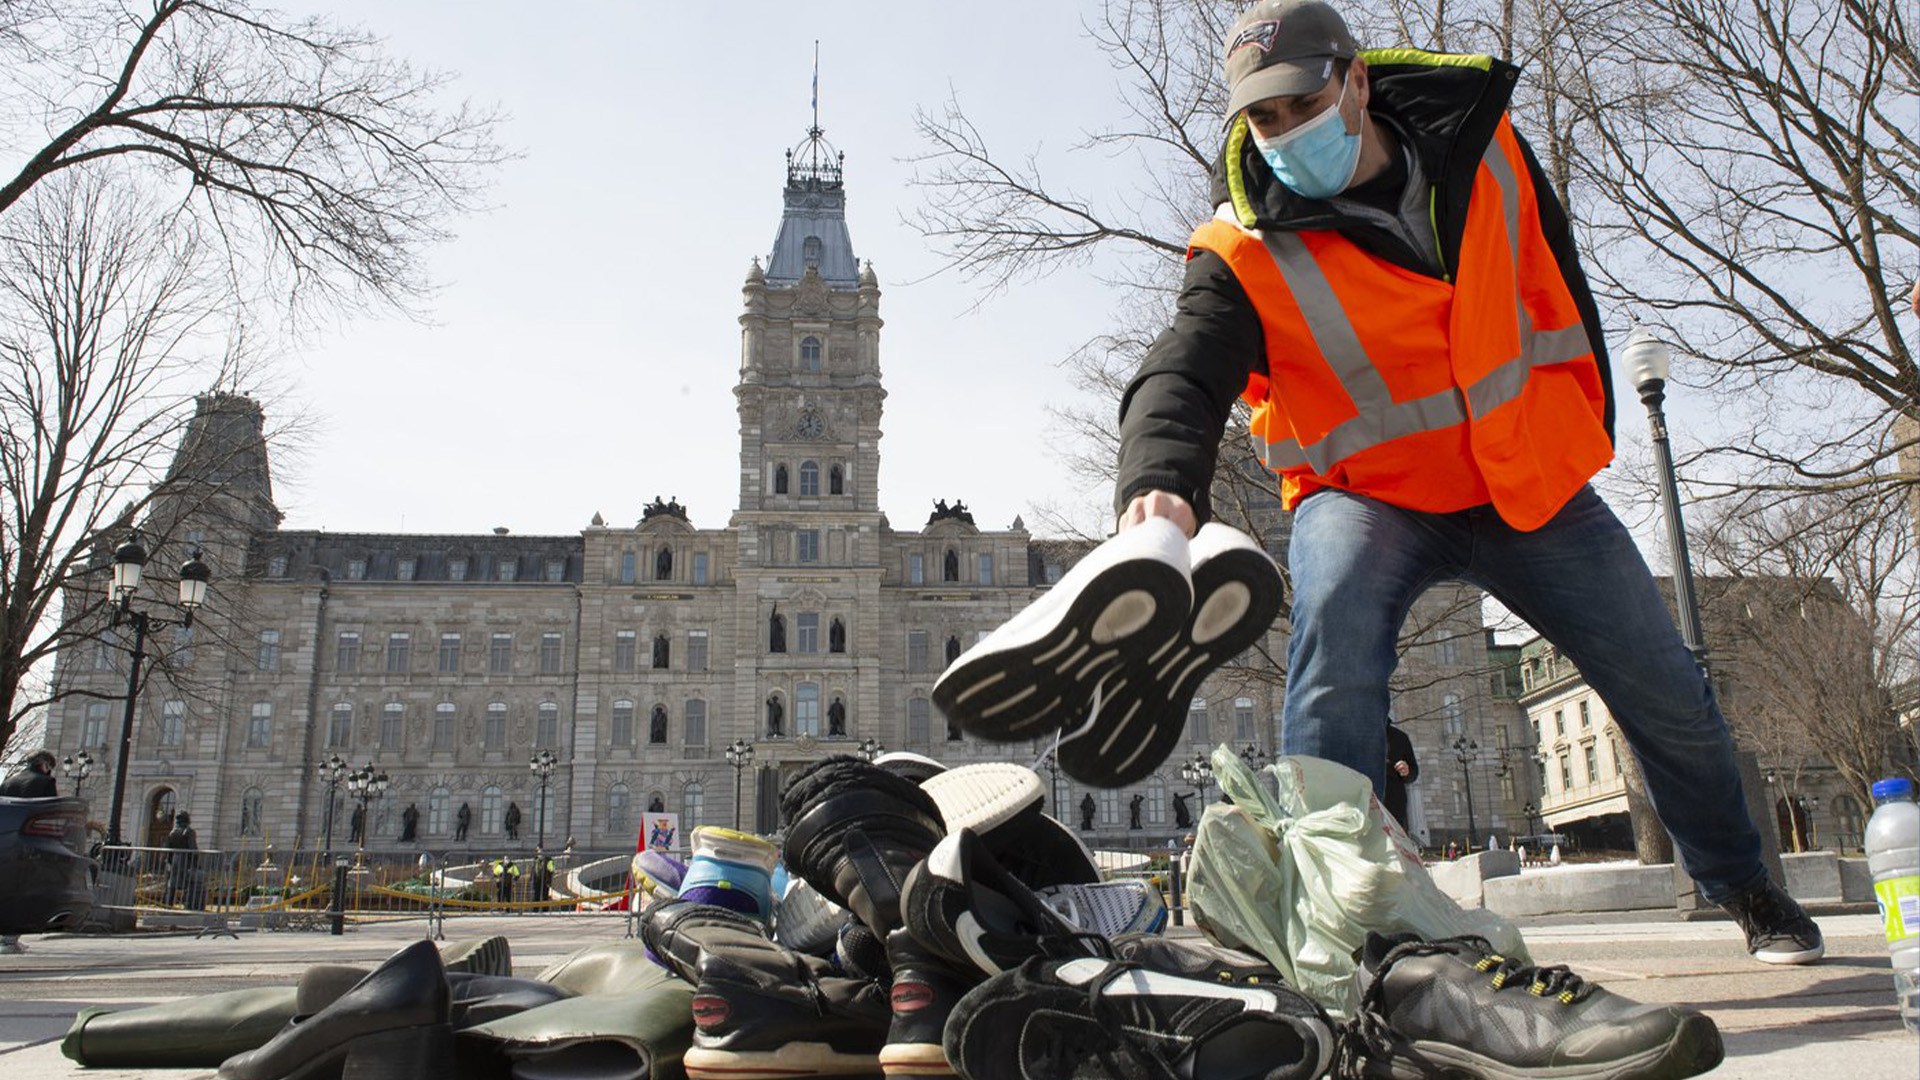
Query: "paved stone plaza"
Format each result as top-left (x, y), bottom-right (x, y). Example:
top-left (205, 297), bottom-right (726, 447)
top-left (0, 911), bottom-right (1909, 1078)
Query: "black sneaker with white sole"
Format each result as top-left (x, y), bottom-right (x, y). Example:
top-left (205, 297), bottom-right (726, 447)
top-left (932, 518), bottom-right (1192, 746)
top-left (1340, 932), bottom-right (1723, 1080)
top-left (1057, 521), bottom-right (1283, 787)
top-left (920, 763), bottom-right (1100, 889)
top-left (639, 899), bottom-right (767, 983)
top-left (1717, 878), bottom-right (1825, 965)
top-left (944, 955), bottom-right (1334, 1080)
top-left (880, 928), bottom-right (978, 1078)
top-left (902, 828), bottom-right (1108, 979)
top-left (683, 924), bottom-right (890, 1080)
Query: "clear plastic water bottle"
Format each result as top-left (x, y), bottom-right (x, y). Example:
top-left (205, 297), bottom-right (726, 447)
top-left (1865, 777), bottom-right (1919, 1033)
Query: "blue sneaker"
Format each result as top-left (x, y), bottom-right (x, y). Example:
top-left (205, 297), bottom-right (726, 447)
top-left (679, 827), bottom-right (778, 921)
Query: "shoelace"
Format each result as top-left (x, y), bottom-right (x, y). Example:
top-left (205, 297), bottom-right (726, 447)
top-left (1037, 961), bottom-right (1185, 1080)
top-left (1733, 885), bottom-right (1800, 937)
top-left (1333, 936), bottom-right (1596, 1078)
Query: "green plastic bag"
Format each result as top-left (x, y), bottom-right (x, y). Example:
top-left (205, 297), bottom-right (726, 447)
top-left (1187, 746), bottom-right (1529, 1017)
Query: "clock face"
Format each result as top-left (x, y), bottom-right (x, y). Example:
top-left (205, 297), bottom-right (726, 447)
top-left (796, 410), bottom-right (825, 440)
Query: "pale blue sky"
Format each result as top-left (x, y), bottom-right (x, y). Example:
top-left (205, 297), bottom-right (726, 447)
top-left (270, 1), bottom-right (1144, 538)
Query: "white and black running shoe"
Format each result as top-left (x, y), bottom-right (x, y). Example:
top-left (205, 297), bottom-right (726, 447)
top-left (1057, 522), bottom-right (1283, 787)
top-left (1340, 932), bottom-right (1724, 1080)
top-left (932, 518), bottom-right (1192, 747)
top-left (901, 828), bottom-right (1107, 979)
top-left (1036, 878), bottom-right (1167, 939)
top-left (944, 955), bottom-right (1334, 1080)
top-left (921, 763), bottom-right (1045, 837)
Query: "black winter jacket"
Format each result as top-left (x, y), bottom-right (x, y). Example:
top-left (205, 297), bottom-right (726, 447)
top-left (0, 767), bottom-right (55, 798)
top-left (1113, 52), bottom-right (1614, 526)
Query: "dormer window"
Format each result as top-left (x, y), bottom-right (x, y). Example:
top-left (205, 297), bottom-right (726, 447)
top-left (802, 235), bottom-right (822, 268)
top-left (800, 336), bottom-right (822, 371)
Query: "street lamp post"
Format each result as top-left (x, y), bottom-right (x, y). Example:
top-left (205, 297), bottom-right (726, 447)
top-left (1452, 736), bottom-right (1480, 848)
top-left (1037, 749), bottom-right (1064, 818)
top-left (314, 753), bottom-right (348, 859)
top-left (345, 762), bottom-right (389, 851)
top-left (1238, 743), bottom-right (1269, 771)
top-left (528, 749), bottom-right (557, 851)
top-left (724, 738), bottom-right (754, 831)
top-left (62, 751), bottom-right (94, 800)
top-left (104, 534), bottom-right (211, 847)
top-left (1180, 753), bottom-right (1214, 806)
top-left (1622, 328), bottom-right (1710, 674)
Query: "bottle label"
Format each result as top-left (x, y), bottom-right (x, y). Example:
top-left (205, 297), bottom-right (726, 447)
top-left (1875, 874), bottom-right (1920, 945)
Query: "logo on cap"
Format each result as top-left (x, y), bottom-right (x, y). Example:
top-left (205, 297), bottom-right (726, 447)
top-left (1228, 20), bottom-right (1281, 57)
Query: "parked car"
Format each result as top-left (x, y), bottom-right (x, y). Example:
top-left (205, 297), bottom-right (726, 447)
top-left (0, 796), bottom-right (93, 935)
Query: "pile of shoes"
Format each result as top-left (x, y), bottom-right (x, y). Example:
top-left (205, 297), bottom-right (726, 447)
top-left (644, 753), bottom-right (1339, 1080)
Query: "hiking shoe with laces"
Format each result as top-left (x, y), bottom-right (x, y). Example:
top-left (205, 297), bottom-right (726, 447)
top-left (945, 955), bottom-right (1334, 1080)
top-left (781, 756), bottom-right (947, 935)
top-left (1056, 521), bottom-right (1283, 787)
top-left (1341, 932), bottom-right (1723, 1080)
top-left (902, 828), bottom-right (1110, 978)
top-left (683, 924), bottom-right (890, 1079)
top-left (1717, 878), bottom-right (1825, 965)
top-left (880, 928), bottom-right (979, 1078)
top-left (933, 518), bottom-right (1192, 747)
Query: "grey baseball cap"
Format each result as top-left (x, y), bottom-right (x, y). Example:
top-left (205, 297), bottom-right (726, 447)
top-left (1223, 0), bottom-right (1359, 119)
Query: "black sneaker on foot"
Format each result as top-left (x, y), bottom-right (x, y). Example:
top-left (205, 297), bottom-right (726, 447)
top-left (683, 924), bottom-right (889, 1080)
top-left (880, 929), bottom-right (978, 1078)
top-left (933, 518), bottom-right (1192, 747)
top-left (781, 757), bottom-right (947, 935)
top-left (901, 828), bottom-right (1106, 979)
top-left (945, 955), bottom-right (1333, 1080)
top-left (1341, 932), bottom-right (1723, 1080)
top-left (1718, 878), bottom-right (1825, 965)
top-left (1056, 521), bottom-right (1283, 787)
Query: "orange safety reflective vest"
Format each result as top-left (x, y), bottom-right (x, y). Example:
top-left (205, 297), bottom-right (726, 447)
top-left (1190, 111), bottom-right (1612, 531)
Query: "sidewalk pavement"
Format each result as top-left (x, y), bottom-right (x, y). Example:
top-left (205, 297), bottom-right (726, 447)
top-left (0, 911), bottom-right (1910, 1078)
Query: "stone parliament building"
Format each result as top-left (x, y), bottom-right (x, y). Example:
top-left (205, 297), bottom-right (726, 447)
top-left (45, 130), bottom-right (1524, 856)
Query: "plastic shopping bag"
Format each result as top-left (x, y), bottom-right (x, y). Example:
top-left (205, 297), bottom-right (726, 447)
top-left (1187, 746), bottom-right (1529, 1017)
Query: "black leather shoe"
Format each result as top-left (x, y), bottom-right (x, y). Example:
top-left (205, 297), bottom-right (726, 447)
top-left (640, 899), bottom-right (768, 983)
top-left (217, 939), bottom-right (455, 1080)
top-left (682, 924), bottom-right (888, 1079)
top-left (781, 757), bottom-right (945, 935)
top-left (880, 928), bottom-right (977, 1078)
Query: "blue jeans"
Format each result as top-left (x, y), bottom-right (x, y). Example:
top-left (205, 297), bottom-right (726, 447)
top-left (1280, 485), bottom-right (1766, 903)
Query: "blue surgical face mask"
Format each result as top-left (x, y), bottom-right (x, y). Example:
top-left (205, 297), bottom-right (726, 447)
top-left (1250, 71), bottom-right (1363, 200)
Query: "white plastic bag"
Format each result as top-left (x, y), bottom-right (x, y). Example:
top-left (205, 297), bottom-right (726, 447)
top-left (1187, 746), bottom-right (1529, 1017)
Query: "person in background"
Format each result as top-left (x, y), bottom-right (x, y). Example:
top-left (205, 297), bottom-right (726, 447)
top-left (1383, 720), bottom-right (1419, 833)
top-left (0, 751), bottom-right (57, 953)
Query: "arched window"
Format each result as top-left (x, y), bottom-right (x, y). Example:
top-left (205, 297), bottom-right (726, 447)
top-left (239, 787), bottom-right (264, 836)
top-left (1187, 698), bottom-right (1209, 743)
top-left (655, 546), bottom-right (673, 580)
top-left (608, 783), bottom-right (631, 834)
top-left (773, 464), bottom-right (789, 495)
top-left (829, 464), bottom-right (844, 495)
top-left (433, 702), bottom-right (456, 750)
top-left (611, 699), bottom-right (635, 747)
top-left (800, 335), bottom-right (823, 370)
top-left (684, 781), bottom-right (705, 830)
top-left (944, 549), bottom-right (960, 582)
top-left (485, 702), bottom-right (507, 749)
top-left (908, 697), bottom-right (930, 746)
top-left (799, 460), bottom-right (820, 496)
top-left (328, 702), bottom-right (352, 748)
top-left (380, 702), bottom-right (404, 749)
top-left (796, 683), bottom-right (820, 737)
top-left (428, 786), bottom-right (451, 835)
top-left (482, 785), bottom-right (505, 834)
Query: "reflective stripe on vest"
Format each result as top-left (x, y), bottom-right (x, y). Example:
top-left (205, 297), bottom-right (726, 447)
top-left (1252, 138), bottom-right (1593, 474)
